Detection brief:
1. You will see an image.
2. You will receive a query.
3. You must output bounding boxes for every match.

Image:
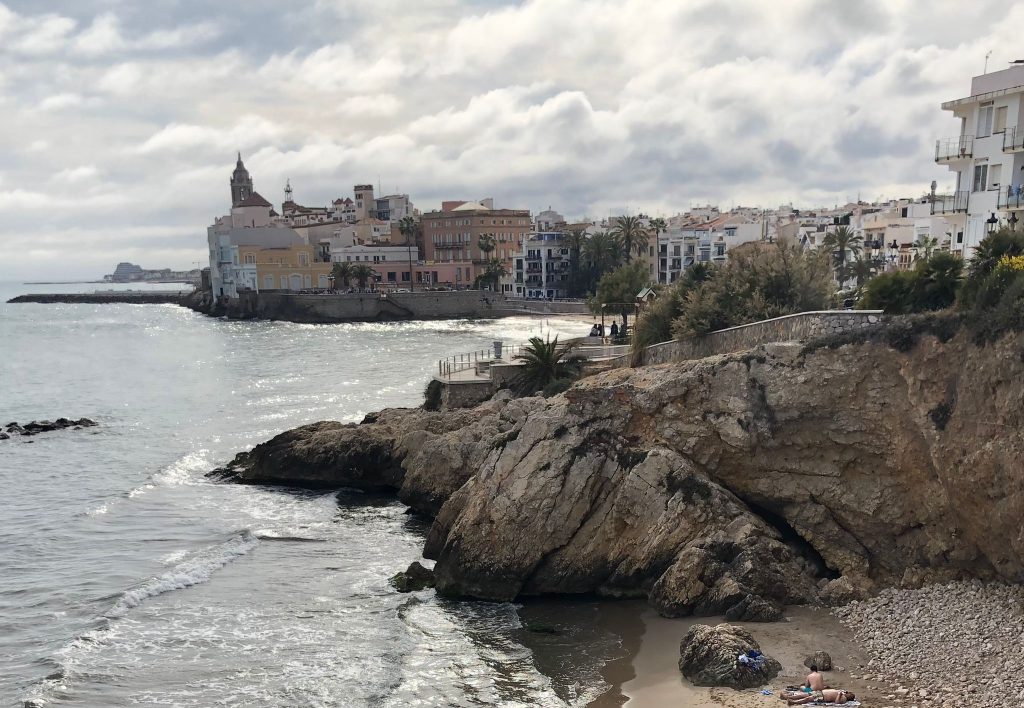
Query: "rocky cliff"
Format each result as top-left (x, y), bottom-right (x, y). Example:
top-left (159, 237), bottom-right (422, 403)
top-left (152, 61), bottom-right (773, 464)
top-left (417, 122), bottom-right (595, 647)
top-left (213, 325), bottom-right (1024, 618)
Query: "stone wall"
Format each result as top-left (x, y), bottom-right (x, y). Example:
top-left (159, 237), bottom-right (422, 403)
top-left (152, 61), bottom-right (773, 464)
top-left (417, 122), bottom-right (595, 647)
top-left (246, 291), bottom-right (508, 323)
top-left (438, 379), bottom-right (494, 410)
top-left (626, 310), bottom-right (885, 366)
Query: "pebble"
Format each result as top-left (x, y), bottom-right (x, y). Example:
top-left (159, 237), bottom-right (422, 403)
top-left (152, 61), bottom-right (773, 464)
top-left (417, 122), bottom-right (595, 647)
top-left (834, 581), bottom-right (1024, 708)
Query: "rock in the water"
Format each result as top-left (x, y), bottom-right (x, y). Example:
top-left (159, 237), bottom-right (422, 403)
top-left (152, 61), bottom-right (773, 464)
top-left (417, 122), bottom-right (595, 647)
top-left (803, 650), bottom-right (833, 671)
top-left (2, 417), bottom-right (97, 438)
top-left (678, 623), bottom-right (782, 688)
top-left (389, 561), bottom-right (435, 592)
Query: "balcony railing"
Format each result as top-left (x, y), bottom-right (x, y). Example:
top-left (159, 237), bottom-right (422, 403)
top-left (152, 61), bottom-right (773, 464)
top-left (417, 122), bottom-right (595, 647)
top-left (935, 135), bottom-right (974, 162)
top-left (998, 187), bottom-right (1024, 210)
top-left (930, 191), bottom-right (970, 215)
top-left (1003, 126), bottom-right (1024, 152)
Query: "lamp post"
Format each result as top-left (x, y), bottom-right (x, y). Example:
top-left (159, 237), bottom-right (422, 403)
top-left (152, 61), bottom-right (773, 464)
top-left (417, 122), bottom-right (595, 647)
top-left (987, 212), bottom-right (999, 233)
top-left (1010, 212), bottom-right (1019, 231)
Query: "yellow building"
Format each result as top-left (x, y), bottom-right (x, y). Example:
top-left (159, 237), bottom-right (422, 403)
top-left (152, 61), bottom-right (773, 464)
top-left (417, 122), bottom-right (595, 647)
top-left (238, 243), bottom-right (334, 291)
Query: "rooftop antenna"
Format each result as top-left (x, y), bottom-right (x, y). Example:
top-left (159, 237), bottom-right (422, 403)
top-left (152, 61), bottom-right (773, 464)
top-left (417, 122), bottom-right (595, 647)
top-left (984, 50), bottom-right (992, 74)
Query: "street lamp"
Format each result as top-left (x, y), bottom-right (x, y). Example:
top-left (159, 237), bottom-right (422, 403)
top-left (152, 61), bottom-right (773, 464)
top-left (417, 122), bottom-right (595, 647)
top-left (987, 212), bottom-right (999, 233)
top-left (1009, 212), bottom-right (1019, 231)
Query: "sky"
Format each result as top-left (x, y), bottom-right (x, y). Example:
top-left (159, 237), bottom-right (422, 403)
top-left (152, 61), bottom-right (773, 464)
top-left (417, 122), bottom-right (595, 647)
top-left (0, 0), bottom-right (1020, 280)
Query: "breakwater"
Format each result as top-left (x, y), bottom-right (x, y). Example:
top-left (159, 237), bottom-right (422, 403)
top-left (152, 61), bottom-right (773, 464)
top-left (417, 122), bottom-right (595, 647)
top-left (9, 292), bottom-right (190, 305)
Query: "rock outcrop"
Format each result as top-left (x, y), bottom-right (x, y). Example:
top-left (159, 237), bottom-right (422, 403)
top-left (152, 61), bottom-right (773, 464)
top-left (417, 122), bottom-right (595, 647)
top-left (678, 623), bottom-right (782, 688)
top-left (389, 561), bottom-right (436, 592)
top-left (2, 418), bottom-right (97, 439)
top-left (213, 326), bottom-right (1024, 618)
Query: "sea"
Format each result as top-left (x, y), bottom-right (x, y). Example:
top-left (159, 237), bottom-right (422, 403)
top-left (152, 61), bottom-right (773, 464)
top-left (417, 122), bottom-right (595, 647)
top-left (0, 282), bottom-right (633, 708)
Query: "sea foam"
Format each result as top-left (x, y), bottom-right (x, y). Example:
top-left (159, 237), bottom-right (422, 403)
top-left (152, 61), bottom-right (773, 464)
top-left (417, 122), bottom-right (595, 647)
top-left (107, 532), bottom-right (258, 618)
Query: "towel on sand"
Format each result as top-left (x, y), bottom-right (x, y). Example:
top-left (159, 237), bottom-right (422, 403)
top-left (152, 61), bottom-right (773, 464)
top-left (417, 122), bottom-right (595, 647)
top-left (809, 702), bottom-right (861, 707)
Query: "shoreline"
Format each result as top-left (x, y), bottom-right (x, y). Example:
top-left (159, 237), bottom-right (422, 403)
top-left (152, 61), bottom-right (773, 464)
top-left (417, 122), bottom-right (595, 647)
top-left (587, 604), bottom-right (880, 708)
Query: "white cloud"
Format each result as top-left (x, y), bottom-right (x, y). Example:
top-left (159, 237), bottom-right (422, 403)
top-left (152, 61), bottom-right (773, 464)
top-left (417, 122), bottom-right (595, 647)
top-left (1, 0), bottom-right (1022, 279)
top-left (37, 92), bottom-right (83, 111)
top-left (53, 165), bottom-right (99, 183)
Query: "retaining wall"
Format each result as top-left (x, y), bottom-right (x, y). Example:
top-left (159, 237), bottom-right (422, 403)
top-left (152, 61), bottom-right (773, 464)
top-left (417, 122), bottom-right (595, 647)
top-left (246, 291), bottom-right (508, 323)
top-left (625, 310), bottom-right (886, 367)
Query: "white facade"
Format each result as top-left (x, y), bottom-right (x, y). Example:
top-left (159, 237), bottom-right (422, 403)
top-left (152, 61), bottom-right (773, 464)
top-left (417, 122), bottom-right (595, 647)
top-left (207, 221), bottom-right (303, 298)
top-left (513, 232), bottom-right (570, 298)
top-left (935, 64), bottom-right (1024, 257)
top-left (657, 214), bottom-right (762, 284)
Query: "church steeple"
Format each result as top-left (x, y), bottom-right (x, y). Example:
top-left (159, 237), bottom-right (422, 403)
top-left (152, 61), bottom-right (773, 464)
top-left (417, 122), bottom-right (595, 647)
top-left (230, 153), bottom-right (254, 207)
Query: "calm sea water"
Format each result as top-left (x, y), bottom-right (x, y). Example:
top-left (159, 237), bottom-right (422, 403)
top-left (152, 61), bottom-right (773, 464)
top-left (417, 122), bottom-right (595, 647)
top-left (0, 282), bottom-right (626, 708)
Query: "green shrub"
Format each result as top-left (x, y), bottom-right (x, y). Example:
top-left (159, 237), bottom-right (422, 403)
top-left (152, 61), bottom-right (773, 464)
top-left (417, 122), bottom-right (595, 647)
top-left (958, 228), bottom-right (1024, 309)
top-left (860, 270), bottom-right (917, 314)
top-left (630, 264), bottom-right (712, 365)
top-left (672, 243), bottom-right (833, 337)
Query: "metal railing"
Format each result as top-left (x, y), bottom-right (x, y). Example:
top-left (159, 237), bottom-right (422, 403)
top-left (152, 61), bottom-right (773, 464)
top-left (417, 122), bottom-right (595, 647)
top-left (931, 191), bottom-right (970, 215)
top-left (1003, 126), bottom-right (1024, 152)
top-left (998, 187), bottom-right (1024, 210)
top-left (935, 135), bottom-right (974, 162)
top-left (437, 342), bottom-right (524, 378)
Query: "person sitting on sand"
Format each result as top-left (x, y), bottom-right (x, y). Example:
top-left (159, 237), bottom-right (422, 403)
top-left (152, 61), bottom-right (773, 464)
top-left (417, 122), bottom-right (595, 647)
top-left (783, 688), bottom-right (855, 705)
top-left (805, 665), bottom-right (826, 692)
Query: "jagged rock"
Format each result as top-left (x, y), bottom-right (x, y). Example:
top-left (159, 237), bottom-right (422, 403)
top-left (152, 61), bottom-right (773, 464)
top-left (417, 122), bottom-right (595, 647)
top-left (2, 418), bottom-right (97, 438)
top-left (804, 650), bottom-right (833, 671)
top-left (678, 623), bottom-right (782, 688)
top-left (724, 594), bottom-right (784, 622)
top-left (389, 561), bottom-right (435, 592)
top-left (0, 432), bottom-right (8, 440)
top-left (216, 326), bottom-right (1024, 616)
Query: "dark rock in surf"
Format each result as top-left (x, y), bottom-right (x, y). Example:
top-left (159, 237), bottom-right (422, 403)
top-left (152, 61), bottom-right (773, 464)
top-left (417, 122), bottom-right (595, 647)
top-left (389, 561), bottom-right (436, 592)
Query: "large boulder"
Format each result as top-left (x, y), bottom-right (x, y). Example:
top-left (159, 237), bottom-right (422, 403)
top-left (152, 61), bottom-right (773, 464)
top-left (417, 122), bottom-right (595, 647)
top-left (389, 562), bottom-right (435, 592)
top-left (679, 623), bottom-right (782, 688)
top-left (804, 650), bottom-right (833, 671)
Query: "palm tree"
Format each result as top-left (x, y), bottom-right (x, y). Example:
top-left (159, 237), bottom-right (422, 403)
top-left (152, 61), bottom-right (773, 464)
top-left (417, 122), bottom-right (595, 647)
top-left (510, 335), bottom-right (585, 395)
top-left (610, 215), bottom-right (651, 262)
top-left (349, 263), bottom-right (376, 290)
top-left (847, 255), bottom-right (879, 289)
top-left (821, 225), bottom-right (863, 279)
top-left (398, 217), bottom-right (420, 291)
top-left (477, 233), bottom-right (496, 260)
top-left (915, 234), bottom-right (939, 260)
top-left (563, 227), bottom-right (588, 297)
top-left (476, 257), bottom-right (508, 291)
top-left (582, 231), bottom-right (622, 289)
top-left (330, 261), bottom-right (353, 290)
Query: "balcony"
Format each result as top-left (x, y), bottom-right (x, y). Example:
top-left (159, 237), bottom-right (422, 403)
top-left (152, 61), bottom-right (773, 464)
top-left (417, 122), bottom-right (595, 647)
top-left (998, 187), bottom-right (1024, 210)
top-left (935, 135), bottom-right (973, 162)
top-left (930, 191), bottom-right (970, 215)
top-left (1003, 126), bottom-right (1024, 153)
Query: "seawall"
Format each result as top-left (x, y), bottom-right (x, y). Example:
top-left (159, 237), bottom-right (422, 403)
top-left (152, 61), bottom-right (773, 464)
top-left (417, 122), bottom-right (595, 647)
top-left (8, 292), bottom-right (189, 305)
top-left (183, 290), bottom-right (590, 323)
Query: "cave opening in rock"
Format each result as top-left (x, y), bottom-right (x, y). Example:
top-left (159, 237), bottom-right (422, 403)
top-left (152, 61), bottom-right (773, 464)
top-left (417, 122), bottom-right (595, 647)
top-left (745, 499), bottom-right (840, 580)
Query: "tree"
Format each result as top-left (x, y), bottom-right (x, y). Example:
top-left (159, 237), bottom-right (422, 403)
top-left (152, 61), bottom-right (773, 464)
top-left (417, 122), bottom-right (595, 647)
top-left (673, 242), bottom-right (833, 337)
top-left (610, 215), bottom-right (651, 262)
top-left (477, 233), bottom-right (496, 259)
top-left (959, 227), bottom-right (1024, 308)
top-left (582, 231), bottom-right (622, 292)
top-left (592, 261), bottom-right (649, 330)
top-left (398, 217), bottom-right (420, 291)
top-left (349, 263), bottom-right (376, 290)
top-left (912, 251), bottom-right (962, 310)
top-left (859, 270), bottom-right (917, 314)
top-left (563, 227), bottom-right (588, 297)
top-left (475, 258), bottom-right (508, 291)
top-left (846, 254), bottom-right (880, 289)
top-left (630, 262), bottom-right (713, 363)
top-left (821, 225), bottom-right (863, 279)
top-left (915, 234), bottom-right (939, 260)
top-left (510, 335), bottom-right (585, 396)
top-left (330, 261), bottom-right (353, 289)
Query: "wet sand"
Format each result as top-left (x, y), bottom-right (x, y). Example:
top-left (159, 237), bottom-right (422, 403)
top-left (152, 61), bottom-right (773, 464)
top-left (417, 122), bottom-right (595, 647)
top-left (590, 604), bottom-right (883, 707)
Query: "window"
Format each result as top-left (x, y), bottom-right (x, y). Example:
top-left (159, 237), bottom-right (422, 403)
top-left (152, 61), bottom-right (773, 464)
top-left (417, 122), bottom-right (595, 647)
top-left (299, 253), bottom-right (309, 267)
top-left (957, 231), bottom-right (964, 244)
top-left (263, 275), bottom-right (274, 289)
top-left (973, 164), bottom-right (988, 192)
top-left (990, 164), bottom-right (1002, 189)
top-left (244, 253), bottom-right (256, 264)
top-left (977, 102), bottom-right (994, 138)
top-left (995, 105), bottom-right (1008, 133)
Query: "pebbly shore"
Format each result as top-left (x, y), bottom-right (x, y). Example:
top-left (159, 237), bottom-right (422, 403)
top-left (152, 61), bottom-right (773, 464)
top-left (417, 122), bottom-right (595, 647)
top-left (834, 581), bottom-right (1024, 708)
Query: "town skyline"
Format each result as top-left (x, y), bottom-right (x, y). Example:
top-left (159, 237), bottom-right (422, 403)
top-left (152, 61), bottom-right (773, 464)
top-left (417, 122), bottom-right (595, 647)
top-left (1, 0), bottom-right (1020, 280)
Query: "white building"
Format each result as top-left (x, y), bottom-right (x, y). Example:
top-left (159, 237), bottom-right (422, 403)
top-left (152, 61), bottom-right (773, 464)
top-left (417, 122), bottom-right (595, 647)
top-left (935, 62), bottom-right (1024, 257)
top-left (657, 212), bottom-right (763, 283)
top-left (513, 232), bottom-right (570, 298)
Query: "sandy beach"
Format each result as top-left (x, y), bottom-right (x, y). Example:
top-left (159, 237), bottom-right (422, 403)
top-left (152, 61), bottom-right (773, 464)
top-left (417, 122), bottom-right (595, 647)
top-left (589, 604), bottom-right (882, 708)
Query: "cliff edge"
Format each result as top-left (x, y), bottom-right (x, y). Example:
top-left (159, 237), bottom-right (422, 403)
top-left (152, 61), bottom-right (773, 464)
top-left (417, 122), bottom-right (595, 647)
top-left (213, 325), bottom-right (1024, 618)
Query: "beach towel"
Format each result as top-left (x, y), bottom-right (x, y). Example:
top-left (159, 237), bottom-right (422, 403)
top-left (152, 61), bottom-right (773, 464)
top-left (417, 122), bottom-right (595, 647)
top-left (808, 702), bottom-right (861, 707)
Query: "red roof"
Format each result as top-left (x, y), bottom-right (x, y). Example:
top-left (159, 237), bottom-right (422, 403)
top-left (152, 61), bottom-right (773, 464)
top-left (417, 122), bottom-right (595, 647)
top-left (235, 192), bottom-right (272, 208)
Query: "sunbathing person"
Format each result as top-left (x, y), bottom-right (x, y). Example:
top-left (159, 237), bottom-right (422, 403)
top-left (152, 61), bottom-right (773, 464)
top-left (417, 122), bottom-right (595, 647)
top-left (805, 665), bottom-right (826, 692)
top-left (785, 688), bottom-right (855, 705)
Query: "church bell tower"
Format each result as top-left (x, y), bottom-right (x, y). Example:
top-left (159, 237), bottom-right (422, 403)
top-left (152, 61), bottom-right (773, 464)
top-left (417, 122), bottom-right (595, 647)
top-left (230, 152), bottom-right (254, 206)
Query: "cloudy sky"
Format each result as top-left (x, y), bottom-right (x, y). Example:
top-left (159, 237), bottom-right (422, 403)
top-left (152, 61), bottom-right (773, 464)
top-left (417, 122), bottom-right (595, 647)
top-left (0, 0), bottom-right (1018, 280)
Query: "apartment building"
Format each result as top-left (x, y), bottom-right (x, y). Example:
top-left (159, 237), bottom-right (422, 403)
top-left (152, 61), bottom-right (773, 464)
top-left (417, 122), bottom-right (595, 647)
top-left (420, 200), bottom-right (531, 287)
top-left (513, 232), bottom-right (571, 299)
top-left (657, 212), bottom-right (762, 283)
top-left (934, 62), bottom-right (1024, 256)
